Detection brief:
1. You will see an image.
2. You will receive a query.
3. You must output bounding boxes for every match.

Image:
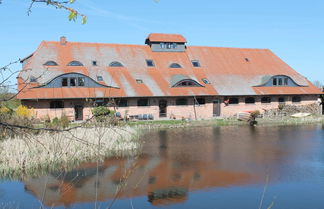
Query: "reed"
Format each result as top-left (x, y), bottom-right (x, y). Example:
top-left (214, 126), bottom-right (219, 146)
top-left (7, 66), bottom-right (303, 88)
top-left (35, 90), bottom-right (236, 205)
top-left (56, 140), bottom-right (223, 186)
top-left (0, 126), bottom-right (141, 178)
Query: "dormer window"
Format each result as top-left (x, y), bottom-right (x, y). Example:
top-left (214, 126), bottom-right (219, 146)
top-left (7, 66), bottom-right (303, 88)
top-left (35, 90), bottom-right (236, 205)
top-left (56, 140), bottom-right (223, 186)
top-left (169, 63), bottom-right (182, 68)
top-left (109, 61), bottom-right (123, 67)
top-left (160, 43), bottom-right (165, 49)
top-left (146, 59), bottom-right (155, 67)
top-left (192, 60), bottom-right (201, 67)
top-left (173, 79), bottom-right (203, 87)
top-left (44, 61), bottom-right (58, 66)
top-left (67, 61), bottom-right (83, 66)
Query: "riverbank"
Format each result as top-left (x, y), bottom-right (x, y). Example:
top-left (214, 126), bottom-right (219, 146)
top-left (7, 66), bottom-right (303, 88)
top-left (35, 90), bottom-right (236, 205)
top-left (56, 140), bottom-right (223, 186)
top-left (0, 126), bottom-right (141, 178)
top-left (126, 115), bottom-right (324, 129)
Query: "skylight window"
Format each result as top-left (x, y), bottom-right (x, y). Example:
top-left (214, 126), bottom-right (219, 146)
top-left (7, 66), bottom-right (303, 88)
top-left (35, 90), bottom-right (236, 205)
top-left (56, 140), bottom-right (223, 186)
top-left (146, 59), bottom-right (155, 67)
top-left (192, 60), bottom-right (201, 67)
top-left (136, 79), bottom-right (143, 84)
top-left (109, 61), bottom-right (123, 67)
top-left (30, 76), bottom-right (37, 82)
top-left (169, 63), bottom-right (182, 68)
top-left (202, 78), bottom-right (210, 84)
top-left (92, 61), bottom-right (97, 66)
top-left (97, 76), bottom-right (103, 81)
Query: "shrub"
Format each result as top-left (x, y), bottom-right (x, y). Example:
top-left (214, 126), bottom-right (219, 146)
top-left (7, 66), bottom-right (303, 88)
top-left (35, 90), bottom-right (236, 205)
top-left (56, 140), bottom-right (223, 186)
top-left (60, 114), bottom-right (70, 128)
top-left (0, 106), bottom-right (11, 115)
top-left (15, 105), bottom-right (32, 118)
top-left (250, 110), bottom-right (260, 118)
top-left (92, 106), bottom-right (111, 121)
top-left (278, 104), bottom-right (285, 110)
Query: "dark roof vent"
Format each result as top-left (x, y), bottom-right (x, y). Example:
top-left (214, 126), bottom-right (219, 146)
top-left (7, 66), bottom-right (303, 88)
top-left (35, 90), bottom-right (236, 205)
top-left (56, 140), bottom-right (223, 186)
top-left (245, 58), bottom-right (249, 62)
top-left (60, 36), bottom-right (67, 45)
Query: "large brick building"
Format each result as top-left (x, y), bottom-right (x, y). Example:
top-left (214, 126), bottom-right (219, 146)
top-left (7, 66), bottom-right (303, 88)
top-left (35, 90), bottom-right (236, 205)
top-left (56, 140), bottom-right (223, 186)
top-left (17, 33), bottom-right (323, 120)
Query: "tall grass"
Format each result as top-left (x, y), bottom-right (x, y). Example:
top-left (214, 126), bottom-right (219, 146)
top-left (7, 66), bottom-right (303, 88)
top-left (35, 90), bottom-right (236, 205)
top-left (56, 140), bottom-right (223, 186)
top-left (0, 126), bottom-right (141, 178)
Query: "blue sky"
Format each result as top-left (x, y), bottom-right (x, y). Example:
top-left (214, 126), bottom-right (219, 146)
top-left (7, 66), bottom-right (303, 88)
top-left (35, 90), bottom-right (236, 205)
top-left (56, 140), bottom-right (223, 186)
top-left (1, 0), bottom-right (323, 91)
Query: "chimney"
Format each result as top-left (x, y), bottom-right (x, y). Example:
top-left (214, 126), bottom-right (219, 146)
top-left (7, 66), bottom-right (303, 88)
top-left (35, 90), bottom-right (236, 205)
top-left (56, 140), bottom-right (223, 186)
top-left (60, 36), bottom-right (67, 45)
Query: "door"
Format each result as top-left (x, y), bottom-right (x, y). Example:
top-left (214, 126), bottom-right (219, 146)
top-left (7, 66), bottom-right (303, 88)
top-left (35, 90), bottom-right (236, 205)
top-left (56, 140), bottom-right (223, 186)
top-left (213, 99), bottom-right (221, 117)
top-left (74, 105), bottom-right (84, 121)
top-left (159, 100), bottom-right (167, 118)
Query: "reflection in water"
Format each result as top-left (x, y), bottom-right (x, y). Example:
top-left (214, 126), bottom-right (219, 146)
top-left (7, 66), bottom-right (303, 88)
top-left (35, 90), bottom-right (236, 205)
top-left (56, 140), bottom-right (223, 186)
top-left (21, 125), bottom-right (323, 208)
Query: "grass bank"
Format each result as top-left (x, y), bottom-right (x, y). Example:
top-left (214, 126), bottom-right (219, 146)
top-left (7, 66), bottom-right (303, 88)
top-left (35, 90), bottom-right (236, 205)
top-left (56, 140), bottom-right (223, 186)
top-left (0, 126), bottom-right (141, 178)
top-left (126, 115), bottom-right (324, 130)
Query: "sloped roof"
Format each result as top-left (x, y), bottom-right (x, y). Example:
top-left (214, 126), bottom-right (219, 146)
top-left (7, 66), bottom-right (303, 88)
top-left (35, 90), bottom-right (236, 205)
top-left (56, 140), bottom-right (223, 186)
top-left (146, 33), bottom-right (187, 43)
top-left (17, 35), bottom-right (322, 100)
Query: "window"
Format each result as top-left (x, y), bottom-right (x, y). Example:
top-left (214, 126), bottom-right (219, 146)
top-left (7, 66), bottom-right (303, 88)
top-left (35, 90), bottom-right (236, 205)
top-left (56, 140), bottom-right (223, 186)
top-left (44, 61), bottom-right (58, 66)
top-left (92, 61), bottom-right (97, 66)
top-left (202, 78), bottom-right (210, 84)
top-left (273, 78), bottom-right (277, 86)
top-left (172, 43), bottom-right (177, 49)
top-left (67, 61), bottom-right (83, 66)
top-left (30, 76), bottom-right (37, 82)
top-left (292, 96), bottom-right (301, 103)
top-left (160, 42), bottom-right (165, 49)
top-left (229, 98), bottom-right (239, 104)
top-left (192, 60), bottom-right (201, 67)
top-left (62, 78), bottom-right (68, 87)
top-left (78, 77), bottom-right (85, 86)
top-left (109, 61), bottom-right (123, 67)
top-left (166, 43), bottom-right (172, 49)
top-left (136, 79), bottom-right (143, 84)
top-left (284, 78), bottom-right (288, 85)
top-left (146, 59), bottom-right (155, 67)
top-left (116, 99), bottom-right (128, 107)
top-left (195, 98), bottom-right (205, 105)
top-left (174, 79), bottom-right (202, 87)
top-left (137, 98), bottom-right (149, 106)
top-left (278, 97), bottom-right (285, 103)
top-left (97, 76), bottom-right (103, 81)
top-left (278, 78), bottom-right (283, 86)
top-left (261, 97), bottom-right (271, 103)
top-left (176, 98), bottom-right (188, 105)
top-left (50, 101), bottom-right (64, 109)
top-left (70, 78), bottom-right (76, 86)
top-left (169, 63), bottom-right (182, 68)
top-left (245, 97), bottom-right (255, 104)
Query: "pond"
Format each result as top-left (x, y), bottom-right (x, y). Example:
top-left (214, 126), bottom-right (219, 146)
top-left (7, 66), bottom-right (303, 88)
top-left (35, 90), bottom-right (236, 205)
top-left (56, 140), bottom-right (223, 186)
top-left (1, 125), bottom-right (324, 209)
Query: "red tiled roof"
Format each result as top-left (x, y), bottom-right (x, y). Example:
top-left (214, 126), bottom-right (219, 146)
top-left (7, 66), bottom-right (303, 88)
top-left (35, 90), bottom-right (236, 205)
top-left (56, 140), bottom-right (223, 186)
top-left (17, 35), bottom-right (322, 100)
top-left (147, 33), bottom-right (187, 43)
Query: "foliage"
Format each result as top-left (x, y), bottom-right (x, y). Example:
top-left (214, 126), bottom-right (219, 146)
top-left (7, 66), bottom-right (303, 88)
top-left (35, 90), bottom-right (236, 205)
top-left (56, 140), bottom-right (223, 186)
top-left (0, 106), bottom-right (11, 114)
top-left (92, 106), bottom-right (111, 121)
top-left (278, 104), bottom-right (285, 110)
top-left (250, 110), bottom-right (260, 118)
top-left (45, 114), bottom-right (70, 129)
top-left (15, 105), bottom-right (32, 118)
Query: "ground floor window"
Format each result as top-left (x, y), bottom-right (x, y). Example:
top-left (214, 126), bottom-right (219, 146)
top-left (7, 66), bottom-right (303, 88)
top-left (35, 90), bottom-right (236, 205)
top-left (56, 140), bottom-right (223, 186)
top-left (137, 98), bottom-right (149, 106)
top-left (176, 98), bottom-right (188, 105)
top-left (195, 98), bottom-right (205, 105)
top-left (292, 96), bottom-right (301, 103)
top-left (261, 97), bottom-right (271, 103)
top-left (50, 101), bottom-right (64, 109)
top-left (229, 97), bottom-right (239, 104)
top-left (245, 97), bottom-right (255, 104)
top-left (117, 99), bottom-right (128, 107)
top-left (278, 97), bottom-right (285, 103)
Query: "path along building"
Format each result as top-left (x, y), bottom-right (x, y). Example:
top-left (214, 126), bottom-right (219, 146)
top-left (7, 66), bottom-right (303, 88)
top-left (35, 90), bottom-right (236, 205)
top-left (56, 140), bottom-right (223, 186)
top-left (17, 33), bottom-right (323, 121)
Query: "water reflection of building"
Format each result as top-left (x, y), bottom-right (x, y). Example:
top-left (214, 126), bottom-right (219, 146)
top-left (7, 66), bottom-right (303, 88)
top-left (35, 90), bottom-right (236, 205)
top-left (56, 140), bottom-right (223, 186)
top-left (24, 125), bottom-right (307, 208)
top-left (24, 155), bottom-right (252, 207)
